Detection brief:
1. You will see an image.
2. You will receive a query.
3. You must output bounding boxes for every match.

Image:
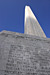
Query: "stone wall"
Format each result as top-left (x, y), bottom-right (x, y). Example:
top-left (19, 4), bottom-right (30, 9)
top-left (0, 31), bottom-right (50, 75)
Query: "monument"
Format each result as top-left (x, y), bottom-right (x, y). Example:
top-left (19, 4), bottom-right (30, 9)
top-left (0, 6), bottom-right (50, 75)
top-left (25, 6), bottom-right (46, 38)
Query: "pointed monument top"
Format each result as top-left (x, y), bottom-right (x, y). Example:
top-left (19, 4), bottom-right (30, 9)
top-left (25, 6), bottom-right (37, 23)
top-left (25, 6), bottom-right (46, 38)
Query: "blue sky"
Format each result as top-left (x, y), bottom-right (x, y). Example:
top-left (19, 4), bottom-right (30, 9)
top-left (0, 0), bottom-right (50, 38)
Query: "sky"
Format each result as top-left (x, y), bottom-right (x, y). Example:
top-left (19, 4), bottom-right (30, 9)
top-left (0, 0), bottom-right (50, 38)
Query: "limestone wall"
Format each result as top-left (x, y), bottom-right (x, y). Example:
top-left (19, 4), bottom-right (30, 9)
top-left (0, 31), bottom-right (50, 75)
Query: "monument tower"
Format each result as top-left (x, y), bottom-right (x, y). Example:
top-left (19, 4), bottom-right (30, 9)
top-left (25, 6), bottom-right (46, 38)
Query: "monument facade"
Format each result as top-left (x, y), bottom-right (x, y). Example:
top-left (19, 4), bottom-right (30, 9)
top-left (25, 6), bottom-right (46, 38)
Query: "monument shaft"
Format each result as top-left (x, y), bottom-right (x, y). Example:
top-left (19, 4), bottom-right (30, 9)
top-left (25, 6), bottom-right (46, 38)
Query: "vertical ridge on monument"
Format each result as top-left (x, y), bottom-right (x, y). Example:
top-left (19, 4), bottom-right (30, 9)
top-left (25, 6), bottom-right (46, 38)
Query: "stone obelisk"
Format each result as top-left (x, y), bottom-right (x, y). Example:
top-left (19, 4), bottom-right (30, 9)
top-left (24, 6), bottom-right (46, 38)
